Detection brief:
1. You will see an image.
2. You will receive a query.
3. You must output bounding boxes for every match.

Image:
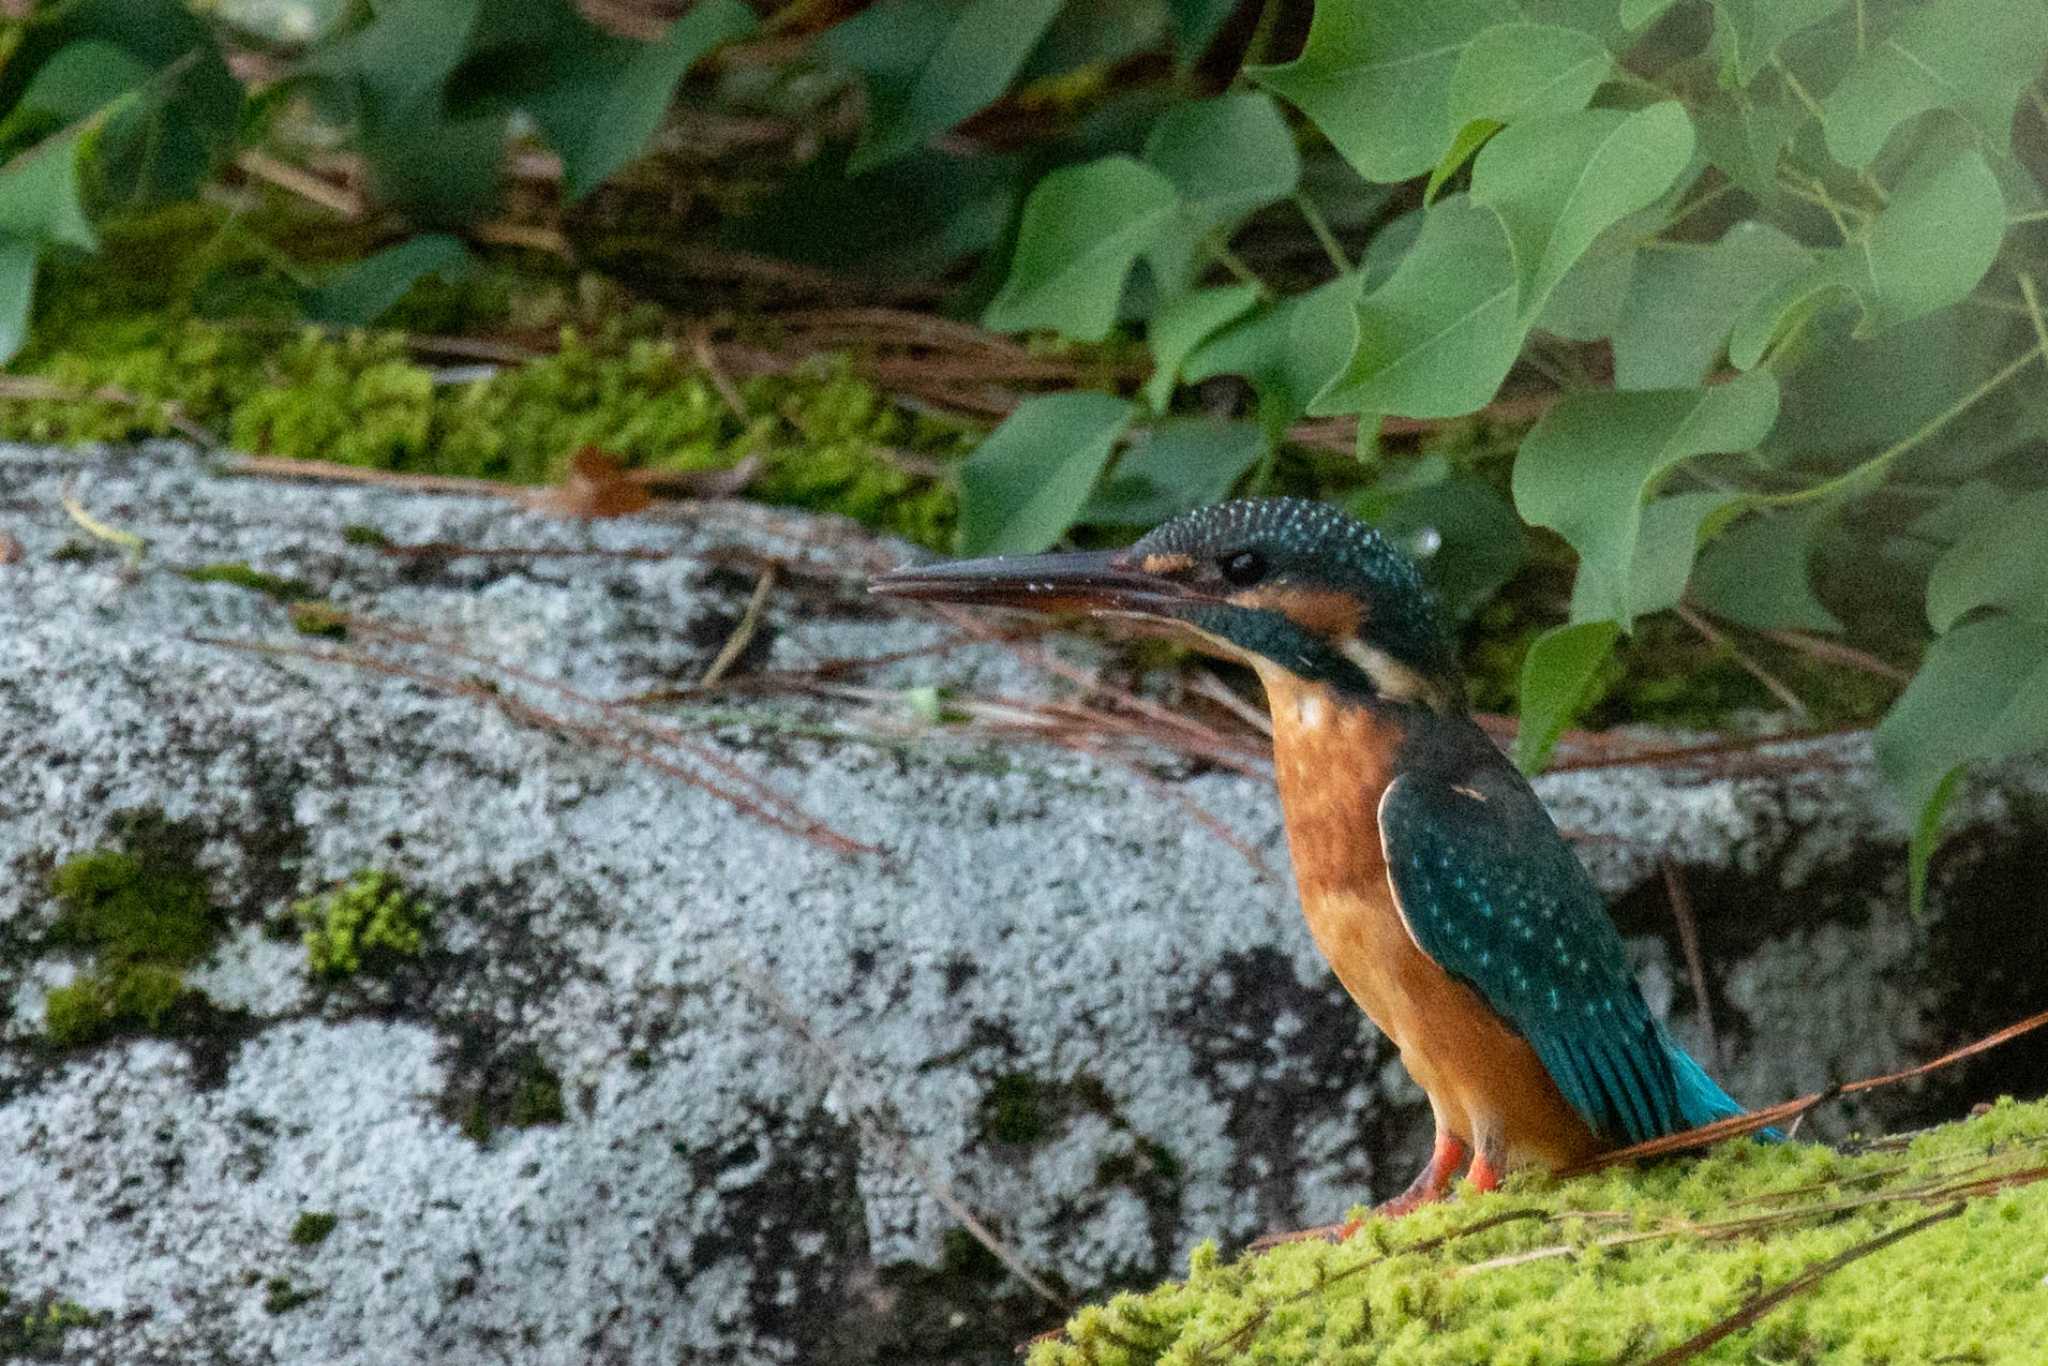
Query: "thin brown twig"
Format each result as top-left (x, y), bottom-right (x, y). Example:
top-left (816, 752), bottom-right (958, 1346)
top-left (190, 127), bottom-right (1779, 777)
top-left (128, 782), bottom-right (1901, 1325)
top-left (1630, 1203), bottom-right (1967, 1366)
top-left (1676, 603), bottom-right (1809, 718)
top-left (234, 149), bottom-right (366, 218)
top-left (690, 328), bottom-right (750, 421)
top-left (192, 629), bottom-right (875, 857)
top-left (728, 963), bottom-right (1071, 1311)
top-left (1659, 857), bottom-right (1719, 1069)
top-left (699, 561), bottom-right (776, 688)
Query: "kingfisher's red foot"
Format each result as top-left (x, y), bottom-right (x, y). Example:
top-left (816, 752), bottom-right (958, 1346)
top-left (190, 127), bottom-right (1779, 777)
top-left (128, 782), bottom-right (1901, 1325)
top-left (1248, 1131), bottom-right (1471, 1249)
top-left (1465, 1143), bottom-right (1504, 1194)
top-left (1377, 1131), bottom-right (1470, 1217)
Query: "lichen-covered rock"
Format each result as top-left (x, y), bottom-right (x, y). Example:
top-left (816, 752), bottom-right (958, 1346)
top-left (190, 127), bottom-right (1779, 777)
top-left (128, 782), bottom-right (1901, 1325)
top-left (1, 442), bottom-right (2043, 1364)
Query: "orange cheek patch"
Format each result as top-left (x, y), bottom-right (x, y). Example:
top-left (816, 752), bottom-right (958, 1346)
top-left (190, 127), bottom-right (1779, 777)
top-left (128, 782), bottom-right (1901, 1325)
top-left (1228, 586), bottom-right (1363, 638)
top-left (1140, 552), bottom-right (1195, 575)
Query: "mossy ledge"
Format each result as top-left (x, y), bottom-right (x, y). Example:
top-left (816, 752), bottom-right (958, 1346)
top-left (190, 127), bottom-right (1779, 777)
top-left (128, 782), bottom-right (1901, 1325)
top-left (1031, 1096), bottom-right (2048, 1365)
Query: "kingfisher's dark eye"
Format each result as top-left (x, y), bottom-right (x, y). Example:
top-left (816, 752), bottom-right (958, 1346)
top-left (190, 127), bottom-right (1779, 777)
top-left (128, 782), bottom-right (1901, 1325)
top-left (1220, 550), bottom-right (1266, 587)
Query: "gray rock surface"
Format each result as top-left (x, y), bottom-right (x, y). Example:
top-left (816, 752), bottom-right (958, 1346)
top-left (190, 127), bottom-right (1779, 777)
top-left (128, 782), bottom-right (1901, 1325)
top-left (2, 442), bottom-right (2044, 1364)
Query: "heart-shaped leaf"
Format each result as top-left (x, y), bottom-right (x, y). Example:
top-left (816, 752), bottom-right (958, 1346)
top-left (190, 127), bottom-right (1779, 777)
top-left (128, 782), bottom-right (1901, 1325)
top-left (1925, 488), bottom-right (2048, 632)
top-left (827, 0), bottom-right (1065, 176)
top-left (1445, 23), bottom-right (1613, 130)
top-left (1514, 619), bottom-right (1620, 773)
top-left (1249, 0), bottom-right (1520, 183)
top-left (1143, 283), bottom-right (1261, 411)
top-left (958, 392), bottom-right (1134, 555)
top-left (1471, 103), bottom-right (1696, 327)
top-left (1311, 196), bottom-right (1520, 418)
top-left (1822, 0), bottom-right (2048, 167)
top-left (1875, 613), bottom-right (2048, 914)
top-left (1514, 371), bottom-right (1780, 628)
top-left (984, 156), bottom-right (1178, 341)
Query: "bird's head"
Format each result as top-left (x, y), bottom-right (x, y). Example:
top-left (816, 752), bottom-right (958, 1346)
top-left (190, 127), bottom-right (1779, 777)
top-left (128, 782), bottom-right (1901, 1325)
top-left (871, 497), bottom-right (1465, 714)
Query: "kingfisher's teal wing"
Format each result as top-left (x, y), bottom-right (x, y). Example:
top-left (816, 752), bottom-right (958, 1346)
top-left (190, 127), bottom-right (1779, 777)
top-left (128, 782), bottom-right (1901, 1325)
top-left (1376, 765), bottom-right (1732, 1145)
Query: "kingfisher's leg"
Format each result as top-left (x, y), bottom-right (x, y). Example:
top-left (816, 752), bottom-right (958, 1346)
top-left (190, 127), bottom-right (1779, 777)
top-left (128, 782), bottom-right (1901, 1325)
top-left (1464, 1132), bottom-right (1506, 1194)
top-left (1375, 1129), bottom-right (1469, 1218)
top-left (1246, 1129), bottom-right (1470, 1249)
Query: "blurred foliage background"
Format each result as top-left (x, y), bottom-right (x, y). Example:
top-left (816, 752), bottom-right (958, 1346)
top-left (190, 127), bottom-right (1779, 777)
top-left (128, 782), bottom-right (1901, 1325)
top-left (3, 0), bottom-right (2047, 907)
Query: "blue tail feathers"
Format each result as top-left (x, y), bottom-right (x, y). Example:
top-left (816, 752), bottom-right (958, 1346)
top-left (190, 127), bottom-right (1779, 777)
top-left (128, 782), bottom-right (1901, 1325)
top-left (1660, 1028), bottom-right (1783, 1142)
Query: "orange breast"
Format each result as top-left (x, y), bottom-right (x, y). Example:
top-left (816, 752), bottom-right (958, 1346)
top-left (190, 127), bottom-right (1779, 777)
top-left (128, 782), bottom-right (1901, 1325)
top-left (1257, 672), bottom-right (1602, 1171)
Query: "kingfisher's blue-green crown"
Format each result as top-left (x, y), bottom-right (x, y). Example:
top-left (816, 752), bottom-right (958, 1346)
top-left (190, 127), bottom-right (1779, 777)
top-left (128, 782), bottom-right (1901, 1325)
top-left (1130, 497), bottom-right (1462, 708)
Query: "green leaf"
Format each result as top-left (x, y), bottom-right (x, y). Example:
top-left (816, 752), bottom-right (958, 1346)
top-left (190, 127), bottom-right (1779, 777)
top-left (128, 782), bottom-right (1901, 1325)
top-left (1730, 132), bottom-right (2005, 362)
top-left (1514, 620), bottom-right (1620, 773)
top-left (1569, 491), bottom-right (1743, 624)
top-left (1692, 84), bottom-right (1801, 199)
top-left (1249, 0), bottom-right (1520, 183)
top-left (1536, 241), bottom-right (1635, 342)
top-left (1144, 283), bottom-right (1261, 412)
top-left (1926, 489), bottom-right (2048, 632)
top-left (983, 156), bottom-right (1178, 342)
top-left (0, 129), bottom-right (97, 251)
top-left (1445, 23), bottom-right (1613, 130)
top-left (1311, 196), bottom-right (1519, 418)
top-left (1621, 0), bottom-right (1682, 27)
top-left (1822, 0), bottom-right (2048, 167)
top-left (1167, 0), bottom-right (1241, 61)
top-left (1707, 0), bottom-right (1845, 86)
top-left (1688, 502), bottom-right (1845, 633)
top-left (1611, 223), bottom-right (1811, 389)
top-left (1513, 372), bottom-right (1780, 628)
top-left (828, 0), bottom-right (1065, 176)
top-left (958, 392), bottom-right (1135, 554)
top-left (1370, 476), bottom-right (1529, 620)
top-left (1186, 273), bottom-right (1363, 439)
top-left (521, 0), bottom-right (755, 199)
top-left (1426, 118), bottom-right (1502, 205)
top-left (302, 234), bottom-right (475, 326)
top-left (4, 39), bottom-right (151, 129)
top-left (0, 236), bottom-right (37, 365)
top-left (1083, 417), bottom-right (1266, 524)
top-left (1141, 92), bottom-right (1301, 295)
top-left (1875, 614), bottom-right (2048, 915)
top-left (1838, 132), bottom-right (2006, 337)
top-left (1471, 104), bottom-right (1696, 327)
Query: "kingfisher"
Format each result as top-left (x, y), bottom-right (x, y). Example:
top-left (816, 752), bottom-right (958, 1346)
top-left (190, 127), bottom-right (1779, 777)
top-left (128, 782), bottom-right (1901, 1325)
top-left (872, 497), bottom-right (1754, 1226)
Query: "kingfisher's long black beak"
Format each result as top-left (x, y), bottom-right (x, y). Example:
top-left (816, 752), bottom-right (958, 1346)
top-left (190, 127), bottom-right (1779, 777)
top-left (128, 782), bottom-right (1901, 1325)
top-left (869, 549), bottom-right (1198, 617)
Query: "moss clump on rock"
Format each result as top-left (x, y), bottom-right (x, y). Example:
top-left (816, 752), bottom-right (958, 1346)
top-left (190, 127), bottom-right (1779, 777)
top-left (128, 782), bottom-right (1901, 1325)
top-left (42, 820), bottom-right (224, 1048)
top-left (9, 208), bottom-right (965, 548)
top-left (294, 871), bottom-right (433, 979)
top-left (1031, 1097), bottom-right (2048, 1365)
top-left (288, 1212), bottom-right (338, 1247)
top-left (180, 562), bottom-right (312, 602)
top-left (0, 1291), bottom-right (103, 1357)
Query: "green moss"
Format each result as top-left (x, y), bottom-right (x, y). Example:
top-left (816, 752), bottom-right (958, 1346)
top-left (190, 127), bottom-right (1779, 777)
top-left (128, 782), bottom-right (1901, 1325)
top-left (11, 210), bottom-right (965, 549)
top-left (180, 562), bottom-right (311, 602)
top-left (507, 1056), bottom-right (567, 1128)
top-left (261, 1277), bottom-right (320, 1315)
top-left (1031, 1097), bottom-right (2048, 1365)
top-left (42, 822), bottom-right (223, 1049)
top-left (340, 524), bottom-right (391, 548)
top-left (288, 1211), bottom-right (338, 1246)
top-left (0, 1292), bottom-right (103, 1358)
top-left (294, 871), bottom-right (433, 980)
top-left (982, 1073), bottom-right (1050, 1145)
